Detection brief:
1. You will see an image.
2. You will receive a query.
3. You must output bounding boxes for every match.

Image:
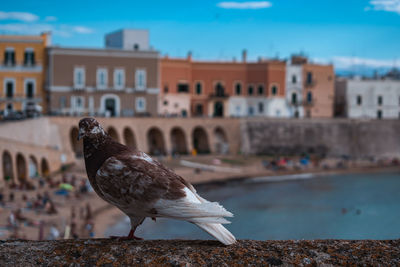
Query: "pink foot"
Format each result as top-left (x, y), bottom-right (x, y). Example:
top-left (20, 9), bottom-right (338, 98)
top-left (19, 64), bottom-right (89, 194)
top-left (110, 228), bottom-right (143, 240)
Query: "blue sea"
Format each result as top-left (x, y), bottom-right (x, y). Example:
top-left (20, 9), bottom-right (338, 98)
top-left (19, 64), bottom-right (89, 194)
top-left (106, 172), bottom-right (400, 240)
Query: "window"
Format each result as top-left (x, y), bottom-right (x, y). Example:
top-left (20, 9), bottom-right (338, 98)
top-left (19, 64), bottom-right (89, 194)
top-left (258, 85), bottom-right (264, 95)
top-left (378, 96), bottom-right (383, 106)
top-left (248, 106), bottom-right (254, 116)
top-left (60, 96), bottom-right (66, 109)
top-left (177, 83), bottom-right (189, 93)
top-left (291, 93), bottom-right (297, 105)
top-left (292, 75), bottom-right (297, 84)
top-left (5, 80), bottom-right (15, 98)
top-left (357, 95), bottom-right (362, 106)
top-left (377, 110), bottom-right (382, 119)
top-left (195, 82), bottom-right (202, 95)
top-left (164, 85), bottom-right (169, 93)
top-left (96, 68), bottom-right (108, 89)
top-left (247, 85), bottom-right (254, 95)
top-left (163, 100), bottom-right (168, 106)
top-left (24, 48), bottom-right (35, 66)
top-left (4, 48), bottom-right (15, 66)
top-left (133, 44), bottom-right (139, 51)
top-left (181, 110), bottom-right (187, 117)
top-left (135, 69), bottom-right (146, 90)
top-left (71, 96), bottom-right (84, 110)
top-left (235, 83), bottom-right (242, 95)
top-left (306, 72), bottom-right (313, 84)
top-left (307, 91), bottom-right (313, 103)
top-left (215, 83), bottom-right (225, 96)
top-left (74, 67), bottom-right (85, 88)
top-left (195, 104), bottom-right (203, 115)
top-left (258, 102), bottom-right (264, 113)
top-left (114, 69), bottom-right (125, 89)
top-left (25, 80), bottom-right (35, 98)
top-left (271, 85), bottom-right (278, 95)
top-left (136, 97), bottom-right (146, 112)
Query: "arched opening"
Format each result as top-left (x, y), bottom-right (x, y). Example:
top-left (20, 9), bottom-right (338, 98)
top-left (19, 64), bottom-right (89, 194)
top-left (41, 158), bottom-right (50, 178)
top-left (192, 127), bottom-right (210, 154)
top-left (214, 101), bottom-right (224, 117)
top-left (28, 155), bottom-right (38, 178)
top-left (2, 151), bottom-right (14, 182)
top-left (107, 127), bottom-right (120, 142)
top-left (16, 153), bottom-right (27, 183)
top-left (123, 127), bottom-right (137, 149)
top-left (214, 127), bottom-right (229, 154)
top-left (170, 127), bottom-right (188, 155)
top-left (70, 127), bottom-right (83, 157)
top-left (147, 127), bottom-right (166, 155)
top-left (101, 94), bottom-right (121, 117)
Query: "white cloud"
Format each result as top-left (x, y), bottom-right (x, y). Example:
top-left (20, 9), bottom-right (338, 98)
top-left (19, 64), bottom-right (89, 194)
top-left (45, 16), bottom-right (57, 22)
top-left (332, 56), bottom-right (397, 69)
top-left (367, 0), bottom-right (400, 14)
top-left (0, 23), bottom-right (94, 37)
top-left (0, 11), bottom-right (39, 22)
top-left (217, 1), bottom-right (272, 9)
top-left (72, 26), bottom-right (93, 34)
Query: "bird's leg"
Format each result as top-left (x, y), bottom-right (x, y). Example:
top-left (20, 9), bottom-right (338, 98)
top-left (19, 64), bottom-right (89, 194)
top-left (110, 226), bottom-right (143, 240)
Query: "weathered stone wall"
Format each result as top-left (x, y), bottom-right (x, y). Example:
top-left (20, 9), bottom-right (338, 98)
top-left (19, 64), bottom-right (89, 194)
top-left (0, 239), bottom-right (399, 266)
top-left (241, 118), bottom-right (400, 158)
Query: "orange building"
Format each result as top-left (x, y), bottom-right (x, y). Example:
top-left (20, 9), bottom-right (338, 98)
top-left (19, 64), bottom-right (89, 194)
top-left (160, 52), bottom-right (287, 117)
top-left (0, 33), bottom-right (49, 117)
top-left (302, 63), bottom-right (335, 118)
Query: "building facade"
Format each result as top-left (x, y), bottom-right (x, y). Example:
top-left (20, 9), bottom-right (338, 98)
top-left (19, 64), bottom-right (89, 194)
top-left (46, 47), bottom-right (159, 117)
top-left (285, 60), bottom-right (304, 118)
top-left (160, 52), bottom-right (288, 118)
top-left (336, 78), bottom-right (400, 119)
top-left (0, 33), bottom-right (49, 117)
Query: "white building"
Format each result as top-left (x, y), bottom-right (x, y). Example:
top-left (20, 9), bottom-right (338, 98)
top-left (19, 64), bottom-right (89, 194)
top-left (285, 63), bottom-right (304, 118)
top-left (105, 29), bottom-right (150, 51)
top-left (340, 78), bottom-right (400, 119)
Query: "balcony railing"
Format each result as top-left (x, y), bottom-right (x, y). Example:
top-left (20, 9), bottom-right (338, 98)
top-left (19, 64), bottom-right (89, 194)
top-left (304, 80), bottom-right (316, 87)
top-left (0, 95), bottom-right (42, 103)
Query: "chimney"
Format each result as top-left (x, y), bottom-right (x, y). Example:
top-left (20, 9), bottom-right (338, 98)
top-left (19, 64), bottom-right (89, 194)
top-left (187, 51), bottom-right (192, 61)
top-left (242, 49), bottom-right (247, 63)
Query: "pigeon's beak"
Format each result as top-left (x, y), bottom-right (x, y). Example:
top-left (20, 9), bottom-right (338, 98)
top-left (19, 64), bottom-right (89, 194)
top-left (77, 128), bottom-right (85, 141)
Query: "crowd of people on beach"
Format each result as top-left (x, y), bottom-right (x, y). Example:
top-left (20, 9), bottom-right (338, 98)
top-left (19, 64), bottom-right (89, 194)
top-left (0, 171), bottom-right (95, 240)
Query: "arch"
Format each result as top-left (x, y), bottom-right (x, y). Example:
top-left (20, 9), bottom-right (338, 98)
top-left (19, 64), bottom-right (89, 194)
top-left (192, 127), bottom-right (210, 154)
top-left (214, 127), bottom-right (229, 154)
top-left (123, 127), bottom-right (137, 149)
top-left (147, 127), bottom-right (166, 155)
top-left (16, 153), bottom-right (27, 183)
top-left (100, 94), bottom-right (121, 117)
top-left (2, 150), bottom-right (14, 182)
top-left (28, 155), bottom-right (39, 178)
top-left (170, 127), bottom-right (188, 155)
top-left (70, 127), bottom-right (83, 157)
top-left (107, 127), bottom-right (120, 142)
top-left (41, 158), bottom-right (50, 178)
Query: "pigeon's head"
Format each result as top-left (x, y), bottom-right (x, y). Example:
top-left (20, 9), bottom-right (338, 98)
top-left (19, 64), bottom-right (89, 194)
top-left (78, 118), bottom-right (106, 140)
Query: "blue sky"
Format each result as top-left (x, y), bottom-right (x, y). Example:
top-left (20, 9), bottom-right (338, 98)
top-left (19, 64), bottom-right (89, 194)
top-left (0, 0), bottom-right (400, 71)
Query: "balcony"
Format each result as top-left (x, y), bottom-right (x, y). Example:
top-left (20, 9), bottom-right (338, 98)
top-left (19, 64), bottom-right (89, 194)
top-left (0, 63), bottom-right (42, 72)
top-left (304, 80), bottom-right (316, 88)
top-left (209, 92), bottom-right (230, 98)
top-left (0, 95), bottom-right (42, 103)
top-left (303, 99), bottom-right (315, 106)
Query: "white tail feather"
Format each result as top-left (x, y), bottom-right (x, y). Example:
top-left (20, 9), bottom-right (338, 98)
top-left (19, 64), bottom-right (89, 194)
top-left (195, 223), bottom-right (236, 245)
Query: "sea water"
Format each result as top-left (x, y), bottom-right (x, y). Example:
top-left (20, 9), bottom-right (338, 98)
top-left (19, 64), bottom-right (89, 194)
top-left (106, 172), bottom-right (400, 240)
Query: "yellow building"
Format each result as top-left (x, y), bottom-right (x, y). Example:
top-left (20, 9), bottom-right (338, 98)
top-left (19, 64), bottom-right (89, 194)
top-left (0, 33), bottom-right (49, 117)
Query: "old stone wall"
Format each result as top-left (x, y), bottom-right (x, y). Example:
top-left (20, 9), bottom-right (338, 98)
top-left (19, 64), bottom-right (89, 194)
top-left (241, 118), bottom-right (400, 158)
top-left (0, 239), bottom-right (399, 266)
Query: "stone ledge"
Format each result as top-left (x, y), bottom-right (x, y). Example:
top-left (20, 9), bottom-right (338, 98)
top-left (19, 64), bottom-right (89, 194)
top-left (1, 239), bottom-right (399, 266)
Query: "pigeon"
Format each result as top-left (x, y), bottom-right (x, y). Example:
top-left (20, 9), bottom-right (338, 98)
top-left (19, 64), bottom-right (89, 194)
top-left (78, 118), bottom-right (236, 245)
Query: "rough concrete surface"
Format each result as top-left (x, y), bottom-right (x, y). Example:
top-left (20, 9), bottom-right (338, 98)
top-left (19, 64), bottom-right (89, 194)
top-left (0, 239), bottom-right (399, 266)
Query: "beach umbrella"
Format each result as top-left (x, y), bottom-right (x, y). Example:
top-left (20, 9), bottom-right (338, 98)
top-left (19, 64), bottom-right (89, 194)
top-left (59, 183), bottom-right (74, 191)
